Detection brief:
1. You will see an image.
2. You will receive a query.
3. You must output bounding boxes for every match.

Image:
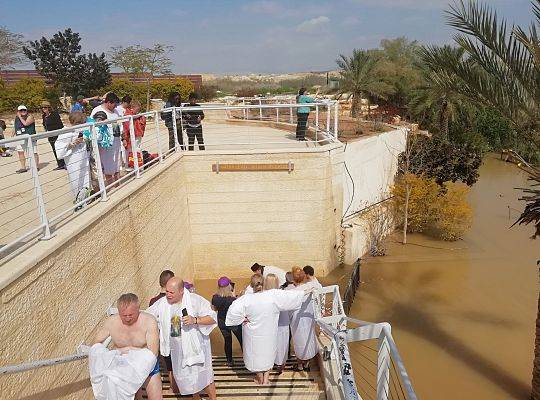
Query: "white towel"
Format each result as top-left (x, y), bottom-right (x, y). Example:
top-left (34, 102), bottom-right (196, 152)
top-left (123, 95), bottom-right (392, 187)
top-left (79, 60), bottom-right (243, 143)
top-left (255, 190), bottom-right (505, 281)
top-left (179, 290), bottom-right (205, 367)
top-left (88, 343), bottom-right (156, 400)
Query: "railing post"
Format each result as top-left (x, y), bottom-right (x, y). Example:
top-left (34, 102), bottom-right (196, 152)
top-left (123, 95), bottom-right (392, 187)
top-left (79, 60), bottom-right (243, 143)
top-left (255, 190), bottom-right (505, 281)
top-left (335, 331), bottom-right (360, 400)
top-left (334, 101), bottom-right (339, 139)
top-left (377, 333), bottom-right (391, 400)
top-left (259, 98), bottom-right (263, 120)
top-left (290, 105), bottom-right (293, 124)
top-left (27, 136), bottom-right (53, 240)
top-left (326, 103), bottom-right (331, 133)
top-left (276, 106), bottom-right (279, 123)
top-left (172, 107), bottom-right (180, 151)
top-left (90, 124), bottom-right (108, 202)
top-left (242, 99), bottom-right (246, 119)
top-left (179, 106), bottom-right (186, 150)
top-left (315, 104), bottom-right (319, 142)
top-left (154, 111), bottom-right (163, 163)
top-left (128, 116), bottom-right (141, 178)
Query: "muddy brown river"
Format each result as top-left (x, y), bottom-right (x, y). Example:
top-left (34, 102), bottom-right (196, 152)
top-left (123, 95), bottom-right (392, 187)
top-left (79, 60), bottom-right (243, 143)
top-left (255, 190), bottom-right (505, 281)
top-left (350, 155), bottom-right (538, 399)
top-left (196, 155), bottom-right (538, 399)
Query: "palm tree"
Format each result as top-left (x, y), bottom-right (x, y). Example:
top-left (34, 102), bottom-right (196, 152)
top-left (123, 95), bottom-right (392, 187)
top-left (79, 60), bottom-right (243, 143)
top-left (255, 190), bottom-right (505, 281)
top-left (436, 0), bottom-right (540, 149)
top-left (409, 46), bottom-right (468, 139)
top-left (440, 1), bottom-right (540, 396)
top-left (336, 49), bottom-right (394, 118)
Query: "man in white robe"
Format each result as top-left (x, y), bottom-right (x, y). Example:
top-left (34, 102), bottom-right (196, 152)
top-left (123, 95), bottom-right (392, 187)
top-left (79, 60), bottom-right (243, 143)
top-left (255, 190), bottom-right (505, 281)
top-left (244, 263), bottom-right (287, 294)
top-left (147, 277), bottom-right (218, 400)
top-left (226, 274), bottom-right (304, 385)
top-left (90, 293), bottom-right (161, 400)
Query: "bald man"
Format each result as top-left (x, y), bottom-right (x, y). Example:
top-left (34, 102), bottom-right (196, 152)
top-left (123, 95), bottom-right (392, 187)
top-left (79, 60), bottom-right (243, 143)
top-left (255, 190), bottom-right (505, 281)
top-left (90, 293), bottom-right (162, 400)
top-left (147, 277), bottom-right (218, 400)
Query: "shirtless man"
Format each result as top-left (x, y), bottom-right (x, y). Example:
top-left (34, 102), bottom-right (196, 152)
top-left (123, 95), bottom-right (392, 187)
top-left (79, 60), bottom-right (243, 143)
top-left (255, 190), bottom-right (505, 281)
top-left (92, 293), bottom-right (162, 400)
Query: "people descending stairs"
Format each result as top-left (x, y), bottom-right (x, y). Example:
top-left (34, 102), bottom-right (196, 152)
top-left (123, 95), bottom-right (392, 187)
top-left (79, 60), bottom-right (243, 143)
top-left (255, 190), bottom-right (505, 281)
top-left (142, 355), bottom-right (325, 399)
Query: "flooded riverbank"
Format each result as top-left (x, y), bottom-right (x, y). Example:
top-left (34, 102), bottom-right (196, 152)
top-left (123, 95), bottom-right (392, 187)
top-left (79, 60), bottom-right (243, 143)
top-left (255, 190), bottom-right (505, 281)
top-left (350, 155), bottom-right (538, 399)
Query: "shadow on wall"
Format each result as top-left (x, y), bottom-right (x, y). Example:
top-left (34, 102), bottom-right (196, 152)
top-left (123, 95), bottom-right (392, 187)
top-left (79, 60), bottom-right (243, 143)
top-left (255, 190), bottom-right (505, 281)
top-left (18, 378), bottom-right (90, 400)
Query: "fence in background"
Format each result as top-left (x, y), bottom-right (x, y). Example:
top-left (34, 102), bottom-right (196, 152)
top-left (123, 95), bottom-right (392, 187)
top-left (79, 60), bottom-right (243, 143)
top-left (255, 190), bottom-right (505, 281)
top-left (0, 102), bottom-right (338, 262)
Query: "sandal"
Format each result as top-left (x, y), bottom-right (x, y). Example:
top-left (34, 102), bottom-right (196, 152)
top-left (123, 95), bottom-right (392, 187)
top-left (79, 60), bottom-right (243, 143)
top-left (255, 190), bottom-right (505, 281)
top-left (16, 168), bottom-right (28, 174)
top-left (292, 364), bottom-right (304, 372)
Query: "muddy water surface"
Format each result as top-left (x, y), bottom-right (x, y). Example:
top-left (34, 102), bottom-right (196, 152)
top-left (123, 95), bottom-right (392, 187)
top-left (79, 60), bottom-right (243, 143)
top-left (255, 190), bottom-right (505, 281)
top-left (351, 155), bottom-right (538, 399)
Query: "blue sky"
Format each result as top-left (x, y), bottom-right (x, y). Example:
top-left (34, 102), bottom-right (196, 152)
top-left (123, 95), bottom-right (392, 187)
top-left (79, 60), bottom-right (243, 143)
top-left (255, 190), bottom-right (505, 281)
top-left (1, 0), bottom-right (535, 74)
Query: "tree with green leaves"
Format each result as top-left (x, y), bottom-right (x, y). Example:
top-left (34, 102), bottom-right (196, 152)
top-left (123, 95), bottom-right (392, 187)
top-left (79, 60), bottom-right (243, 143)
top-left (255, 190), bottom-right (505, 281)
top-left (23, 28), bottom-right (111, 97)
top-left (409, 45), bottom-right (469, 139)
top-left (109, 44), bottom-right (173, 110)
top-left (0, 26), bottom-right (24, 72)
top-left (431, 1), bottom-right (540, 150)
top-left (336, 49), bottom-right (394, 118)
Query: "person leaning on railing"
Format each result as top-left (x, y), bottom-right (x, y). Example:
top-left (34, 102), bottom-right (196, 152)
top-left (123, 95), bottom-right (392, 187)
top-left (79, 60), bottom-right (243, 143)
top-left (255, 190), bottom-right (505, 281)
top-left (41, 101), bottom-right (66, 170)
top-left (295, 88), bottom-right (318, 141)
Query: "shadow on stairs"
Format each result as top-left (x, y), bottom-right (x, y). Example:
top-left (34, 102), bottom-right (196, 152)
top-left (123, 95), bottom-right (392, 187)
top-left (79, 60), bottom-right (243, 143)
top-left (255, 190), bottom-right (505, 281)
top-left (142, 356), bottom-right (325, 399)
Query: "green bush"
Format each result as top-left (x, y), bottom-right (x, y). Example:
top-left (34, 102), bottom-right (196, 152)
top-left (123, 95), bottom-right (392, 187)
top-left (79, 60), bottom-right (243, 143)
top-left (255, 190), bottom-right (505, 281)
top-left (150, 79), bottom-right (193, 102)
top-left (0, 78), bottom-right (61, 113)
top-left (103, 79), bottom-right (147, 106)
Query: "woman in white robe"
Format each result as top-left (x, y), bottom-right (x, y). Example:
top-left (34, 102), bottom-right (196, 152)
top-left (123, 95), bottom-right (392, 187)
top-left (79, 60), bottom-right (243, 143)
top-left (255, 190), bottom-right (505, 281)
top-left (263, 274), bottom-right (290, 373)
top-left (226, 274), bottom-right (303, 385)
top-left (289, 266), bottom-right (323, 371)
top-left (54, 112), bottom-right (90, 207)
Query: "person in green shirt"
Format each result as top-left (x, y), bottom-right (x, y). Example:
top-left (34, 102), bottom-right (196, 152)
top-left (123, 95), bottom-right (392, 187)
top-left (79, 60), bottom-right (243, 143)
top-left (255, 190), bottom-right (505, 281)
top-left (295, 88), bottom-right (316, 141)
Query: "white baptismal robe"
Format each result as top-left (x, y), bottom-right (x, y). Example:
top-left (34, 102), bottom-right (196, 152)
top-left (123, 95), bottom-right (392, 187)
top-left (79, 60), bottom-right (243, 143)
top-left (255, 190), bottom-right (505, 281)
top-left (55, 130), bottom-right (90, 198)
top-left (89, 343), bottom-right (156, 400)
top-left (147, 293), bottom-right (217, 395)
top-left (226, 289), bottom-right (303, 372)
top-left (289, 280), bottom-right (323, 361)
top-left (275, 310), bottom-right (290, 366)
top-left (244, 265), bottom-right (288, 294)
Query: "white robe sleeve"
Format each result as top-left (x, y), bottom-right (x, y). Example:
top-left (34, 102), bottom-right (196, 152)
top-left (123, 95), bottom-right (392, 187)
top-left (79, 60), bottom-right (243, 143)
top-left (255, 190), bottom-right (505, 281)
top-left (272, 289), bottom-right (303, 312)
top-left (192, 294), bottom-right (217, 337)
top-left (225, 295), bottom-right (247, 326)
top-left (55, 132), bottom-right (75, 160)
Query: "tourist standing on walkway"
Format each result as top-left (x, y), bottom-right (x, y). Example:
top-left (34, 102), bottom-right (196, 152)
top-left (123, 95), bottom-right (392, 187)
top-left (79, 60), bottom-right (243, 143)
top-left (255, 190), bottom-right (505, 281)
top-left (211, 276), bottom-right (242, 367)
top-left (0, 120), bottom-right (12, 157)
top-left (226, 274), bottom-right (303, 385)
top-left (147, 277), bottom-right (218, 400)
top-left (41, 101), bottom-right (66, 170)
top-left (54, 112), bottom-right (91, 207)
top-left (122, 100), bottom-right (146, 164)
top-left (13, 105), bottom-right (39, 173)
top-left (71, 95), bottom-right (86, 112)
top-left (162, 92), bottom-right (184, 151)
top-left (263, 274), bottom-right (290, 374)
top-left (289, 266), bottom-right (321, 371)
top-left (184, 93), bottom-right (205, 151)
top-left (303, 265), bottom-right (321, 286)
top-left (295, 88), bottom-right (316, 141)
top-left (90, 92), bottom-right (122, 186)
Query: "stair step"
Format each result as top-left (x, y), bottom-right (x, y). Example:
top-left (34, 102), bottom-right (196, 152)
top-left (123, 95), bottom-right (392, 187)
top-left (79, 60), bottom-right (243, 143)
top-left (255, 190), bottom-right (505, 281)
top-left (144, 388), bottom-right (324, 399)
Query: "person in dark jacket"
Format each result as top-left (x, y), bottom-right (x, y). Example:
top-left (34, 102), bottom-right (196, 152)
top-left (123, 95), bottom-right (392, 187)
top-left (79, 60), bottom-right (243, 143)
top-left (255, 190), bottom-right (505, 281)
top-left (161, 92), bottom-right (184, 151)
top-left (183, 93), bottom-right (205, 151)
top-left (211, 276), bottom-right (242, 367)
top-left (41, 101), bottom-right (65, 169)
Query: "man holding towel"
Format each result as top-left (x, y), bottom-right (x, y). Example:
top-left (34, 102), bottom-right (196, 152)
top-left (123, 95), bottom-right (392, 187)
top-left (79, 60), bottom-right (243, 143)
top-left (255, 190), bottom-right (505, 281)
top-left (147, 277), bottom-right (218, 400)
top-left (89, 293), bottom-right (161, 400)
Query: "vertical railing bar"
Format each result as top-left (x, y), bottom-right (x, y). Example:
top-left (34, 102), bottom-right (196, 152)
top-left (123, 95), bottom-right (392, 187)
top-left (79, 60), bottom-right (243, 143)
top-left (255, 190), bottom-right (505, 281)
top-left (334, 101), bottom-right (339, 139)
top-left (259, 98), bottom-right (263, 120)
top-left (315, 104), bottom-right (319, 143)
top-left (154, 111), bottom-right (164, 163)
top-left (128, 116), bottom-right (140, 178)
top-left (27, 136), bottom-right (53, 240)
top-left (172, 108), bottom-right (179, 151)
top-left (90, 124), bottom-right (108, 202)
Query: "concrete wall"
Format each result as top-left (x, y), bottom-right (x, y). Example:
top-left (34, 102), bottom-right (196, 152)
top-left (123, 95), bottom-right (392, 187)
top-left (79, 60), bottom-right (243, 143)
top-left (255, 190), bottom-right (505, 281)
top-left (0, 155), bottom-right (193, 400)
top-left (184, 149), bottom-right (343, 278)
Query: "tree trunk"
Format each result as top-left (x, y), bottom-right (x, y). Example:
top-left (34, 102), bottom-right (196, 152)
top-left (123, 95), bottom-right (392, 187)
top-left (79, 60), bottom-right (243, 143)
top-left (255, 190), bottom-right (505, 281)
top-left (351, 95), bottom-right (360, 118)
top-left (402, 183), bottom-right (410, 245)
top-left (439, 100), bottom-right (449, 140)
top-left (367, 98), bottom-right (371, 120)
top-left (532, 265), bottom-right (540, 399)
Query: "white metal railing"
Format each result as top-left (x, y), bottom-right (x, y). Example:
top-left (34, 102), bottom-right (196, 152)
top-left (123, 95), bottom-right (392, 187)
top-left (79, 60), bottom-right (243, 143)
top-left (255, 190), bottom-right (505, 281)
top-left (313, 285), bottom-right (417, 400)
top-left (0, 102), bottom-right (339, 262)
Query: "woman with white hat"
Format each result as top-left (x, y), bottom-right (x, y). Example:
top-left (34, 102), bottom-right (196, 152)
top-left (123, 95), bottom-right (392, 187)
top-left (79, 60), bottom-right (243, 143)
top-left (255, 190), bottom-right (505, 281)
top-left (13, 105), bottom-right (39, 173)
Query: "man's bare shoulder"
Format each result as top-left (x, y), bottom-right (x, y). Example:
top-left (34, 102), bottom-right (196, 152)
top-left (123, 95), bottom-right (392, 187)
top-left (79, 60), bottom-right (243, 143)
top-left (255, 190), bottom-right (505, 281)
top-left (140, 312), bottom-right (158, 328)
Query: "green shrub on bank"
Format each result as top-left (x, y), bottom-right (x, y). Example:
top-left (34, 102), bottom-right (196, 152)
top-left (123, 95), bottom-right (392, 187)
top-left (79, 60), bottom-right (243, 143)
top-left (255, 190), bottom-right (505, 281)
top-left (0, 78), bottom-right (61, 113)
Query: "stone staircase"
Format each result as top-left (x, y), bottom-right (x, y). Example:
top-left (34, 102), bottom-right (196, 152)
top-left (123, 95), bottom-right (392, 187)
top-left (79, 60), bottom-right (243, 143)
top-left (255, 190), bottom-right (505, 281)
top-left (142, 356), bottom-right (325, 399)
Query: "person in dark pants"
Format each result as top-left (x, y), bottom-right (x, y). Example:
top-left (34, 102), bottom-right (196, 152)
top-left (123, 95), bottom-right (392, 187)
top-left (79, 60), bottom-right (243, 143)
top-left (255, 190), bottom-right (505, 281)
top-left (295, 88), bottom-right (316, 141)
top-left (161, 92), bottom-right (184, 151)
top-left (211, 276), bottom-right (243, 367)
top-left (41, 101), bottom-right (65, 169)
top-left (183, 93), bottom-right (205, 151)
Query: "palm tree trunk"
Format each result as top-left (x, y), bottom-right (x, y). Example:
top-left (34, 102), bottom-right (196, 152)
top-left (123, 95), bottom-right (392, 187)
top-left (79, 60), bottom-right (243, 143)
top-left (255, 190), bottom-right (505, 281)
top-left (439, 100), bottom-right (449, 140)
top-left (351, 95), bottom-right (359, 118)
top-left (532, 265), bottom-right (540, 399)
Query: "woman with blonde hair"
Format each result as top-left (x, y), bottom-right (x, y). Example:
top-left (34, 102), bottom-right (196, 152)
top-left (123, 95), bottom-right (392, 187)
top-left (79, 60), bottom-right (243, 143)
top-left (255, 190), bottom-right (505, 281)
top-left (211, 276), bottom-right (242, 367)
top-left (289, 266), bottom-right (322, 371)
top-left (226, 274), bottom-right (303, 385)
top-left (264, 274), bottom-right (290, 374)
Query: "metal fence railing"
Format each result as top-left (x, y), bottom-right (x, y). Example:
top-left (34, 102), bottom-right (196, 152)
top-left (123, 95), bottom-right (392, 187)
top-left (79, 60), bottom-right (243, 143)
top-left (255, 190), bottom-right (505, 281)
top-left (314, 285), bottom-right (417, 400)
top-left (0, 102), bottom-right (339, 262)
